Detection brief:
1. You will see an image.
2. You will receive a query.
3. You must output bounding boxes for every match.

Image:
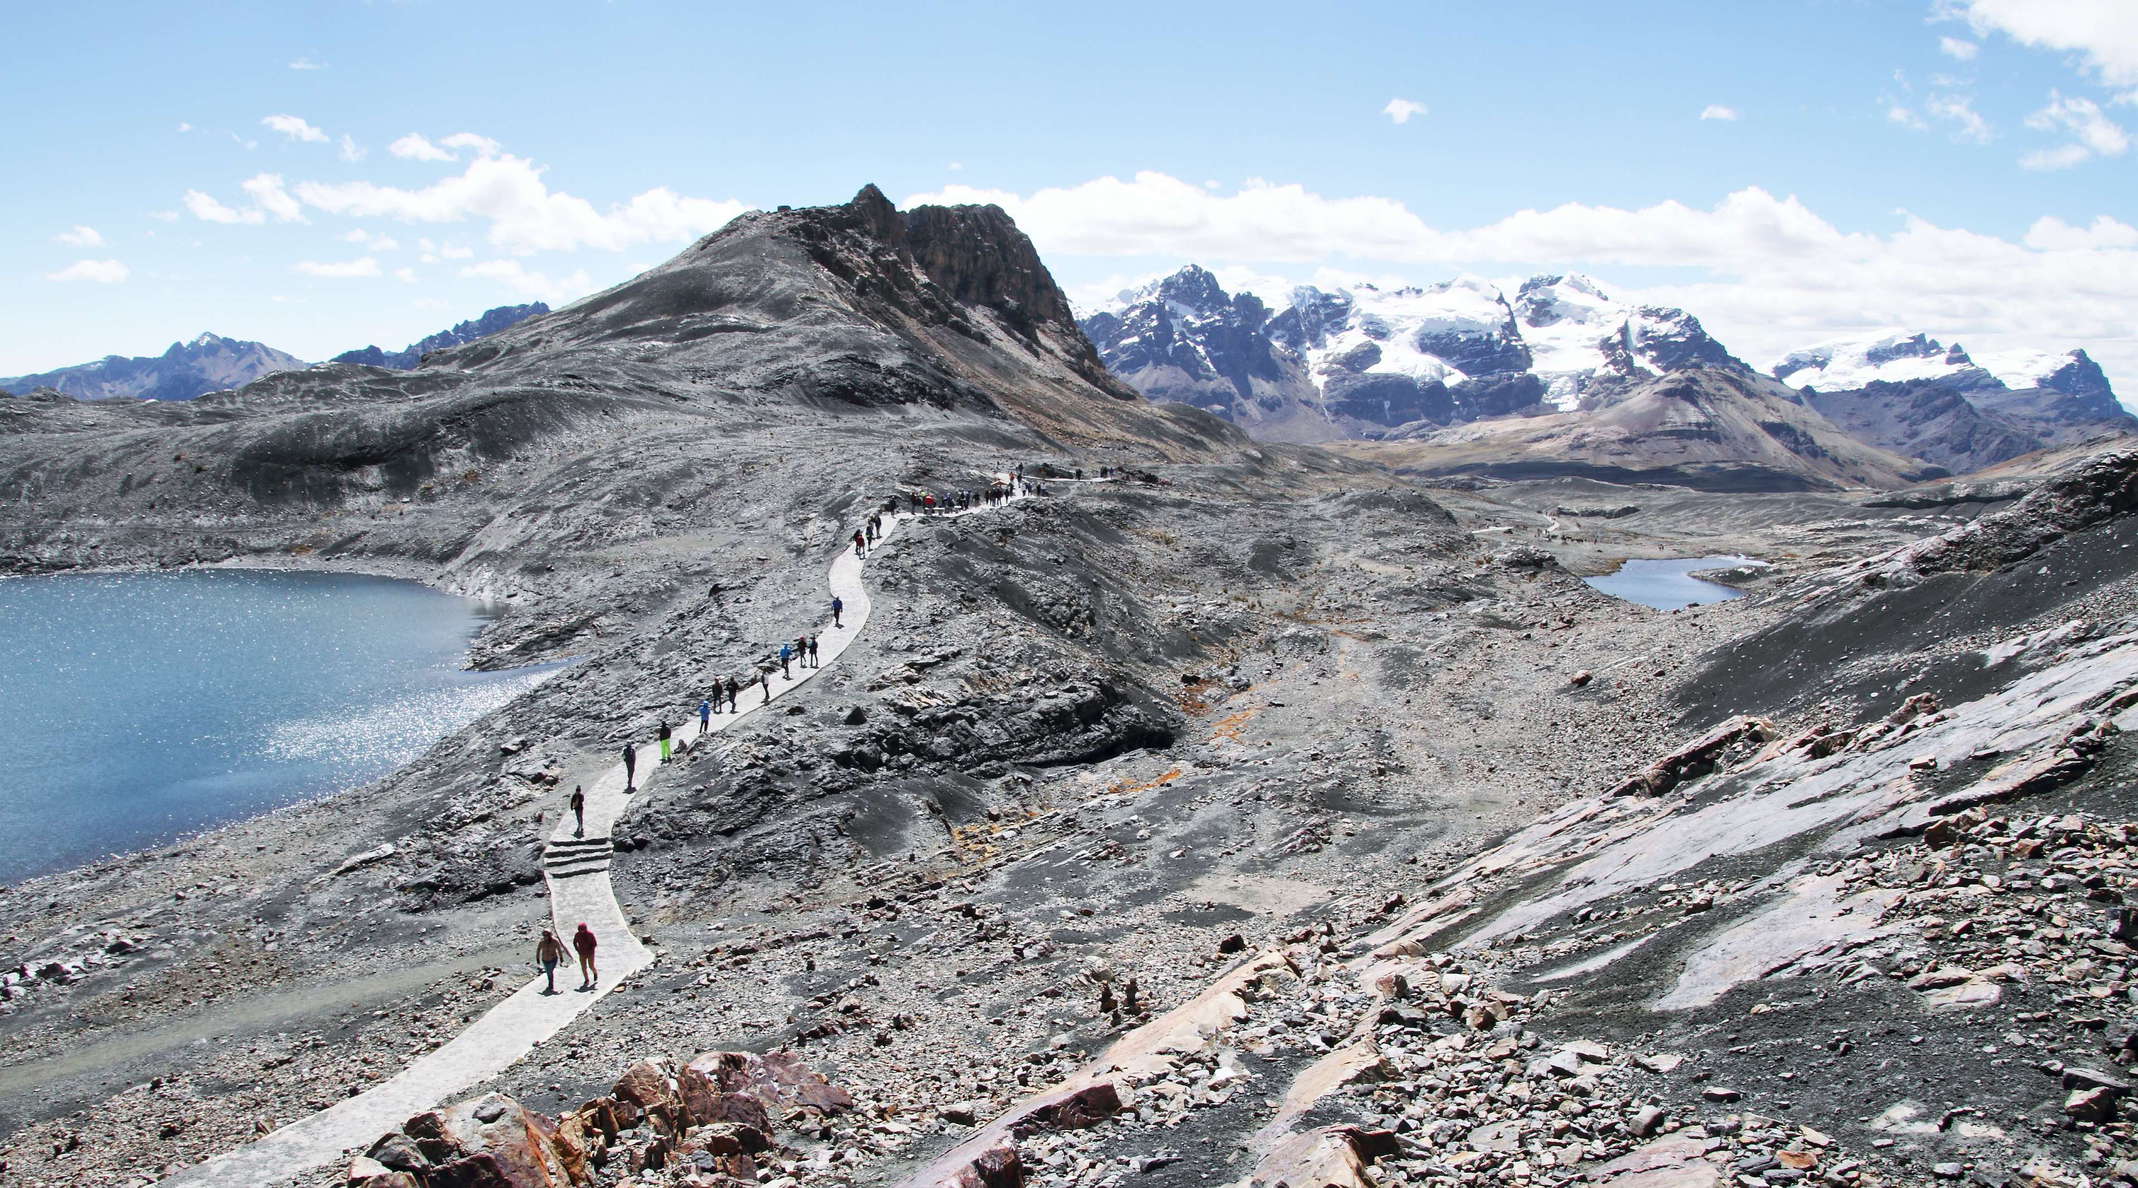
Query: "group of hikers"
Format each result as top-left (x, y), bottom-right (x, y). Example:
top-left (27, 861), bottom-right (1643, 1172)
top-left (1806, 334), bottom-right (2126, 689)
top-left (537, 469), bottom-right (1053, 998)
top-left (534, 924), bottom-right (599, 993)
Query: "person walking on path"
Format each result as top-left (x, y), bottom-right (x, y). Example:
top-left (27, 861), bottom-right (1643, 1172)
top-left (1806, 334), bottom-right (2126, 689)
top-left (622, 742), bottom-right (637, 791)
top-left (832, 596), bottom-right (844, 628)
top-left (760, 668), bottom-right (773, 704)
top-left (573, 922), bottom-right (599, 990)
top-left (699, 698), bottom-right (712, 731)
top-left (807, 634), bottom-right (820, 666)
top-left (658, 721), bottom-right (672, 763)
top-left (569, 785), bottom-right (585, 837)
top-left (778, 643), bottom-right (793, 679)
top-left (852, 529), bottom-right (867, 558)
top-left (535, 929), bottom-right (566, 995)
top-left (725, 676), bottom-right (740, 713)
top-left (796, 635), bottom-right (811, 669)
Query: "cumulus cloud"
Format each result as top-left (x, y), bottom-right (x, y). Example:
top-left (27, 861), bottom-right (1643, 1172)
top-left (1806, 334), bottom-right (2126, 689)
top-left (459, 259), bottom-right (593, 304)
top-left (1925, 92), bottom-right (1995, 142)
top-left (1699, 104), bottom-right (1740, 121)
top-left (261, 114), bottom-right (327, 143)
top-left (1382, 98), bottom-right (1428, 124)
top-left (342, 228), bottom-right (401, 251)
top-left (338, 134), bottom-right (365, 163)
top-left (288, 57), bottom-right (325, 70)
top-left (1939, 35), bottom-right (1981, 60)
top-left (1886, 103), bottom-right (1929, 130)
top-left (295, 257), bottom-right (380, 278)
top-left (176, 122), bottom-right (193, 133)
top-left (289, 152), bottom-right (747, 253)
top-left (1948, 0), bottom-right (2138, 86)
top-left (241, 173), bottom-right (306, 222)
top-left (2022, 90), bottom-right (2130, 167)
top-left (48, 259), bottom-right (129, 283)
top-left (55, 225), bottom-right (104, 247)
top-left (904, 170), bottom-right (2138, 393)
top-left (440, 132), bottom-right (502, 157)
top-left (389, 133), bottom-right (453, 161)
top-left (183, 189), bottom-right (265, 224)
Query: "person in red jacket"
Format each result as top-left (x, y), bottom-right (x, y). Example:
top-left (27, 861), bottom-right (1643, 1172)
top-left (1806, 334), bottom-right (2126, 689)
top-left (573, 922), bottom-right (599, 990)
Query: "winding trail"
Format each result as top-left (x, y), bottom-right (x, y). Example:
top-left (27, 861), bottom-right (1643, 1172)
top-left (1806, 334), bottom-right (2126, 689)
top-left (164, 489), bottom-right (1023, 1187)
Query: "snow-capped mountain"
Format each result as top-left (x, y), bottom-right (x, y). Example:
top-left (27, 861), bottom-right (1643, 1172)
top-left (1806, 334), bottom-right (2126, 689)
top-left (1078, 266), bottom-right (2132, 479)
top-left (0, 333), bottom-right (308, 401)
top-left (1772, 332), bottom-right (2136, 473)
top-left (1078, 268), bottom-right (1738, 442)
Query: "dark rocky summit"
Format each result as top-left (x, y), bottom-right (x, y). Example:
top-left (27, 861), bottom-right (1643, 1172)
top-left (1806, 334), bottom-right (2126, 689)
top-left (0, 332), bottom-right (307, 402)
top-left (332, 304), bottom-right (550, 370)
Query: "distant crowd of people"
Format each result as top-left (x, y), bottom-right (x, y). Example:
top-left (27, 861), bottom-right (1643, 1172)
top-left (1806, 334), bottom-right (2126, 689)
top-left (541, 469), bottom-right (1053, 988)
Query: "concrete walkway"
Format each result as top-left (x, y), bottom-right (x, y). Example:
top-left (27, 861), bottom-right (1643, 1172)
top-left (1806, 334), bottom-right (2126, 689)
top-left (163, 488), bottom-right (1024, 1187)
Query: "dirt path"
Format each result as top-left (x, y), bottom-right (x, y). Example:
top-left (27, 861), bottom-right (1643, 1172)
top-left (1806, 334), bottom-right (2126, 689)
top-left (159, 490), bottom-right (1024, 1187)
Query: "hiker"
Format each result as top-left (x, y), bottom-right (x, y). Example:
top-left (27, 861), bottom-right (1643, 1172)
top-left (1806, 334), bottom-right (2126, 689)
top-left (832, 595), bottom-right (844, 627)
top-left (658, 721), bottom-right (672, 763)
top-left (807, 634), bottom-right (820, 666)
top-left (852, 530), bottom-right (867, 557)
top-left (779, 642), bottom-right (793, 679)
top-left (699, 697), bottom-right (712, 731)
top-left (622, 742), bottom-right (637, 791)
top-left (726, 676), bottom-right (740, 712)
top-left (924, 493), bottom-right (937, 515)
top-left (795, 635), bottom-right (810, 669)
top-left (909, 491), bottom-right (922, 512)
top-left (573, 922), bottom-right (599, 989)
top-left (569, 785), bottom-right (585, 837)
top-left (760, 667), bottom-right (772, 703)
top-left (535, 929), bottom-right (566, 995)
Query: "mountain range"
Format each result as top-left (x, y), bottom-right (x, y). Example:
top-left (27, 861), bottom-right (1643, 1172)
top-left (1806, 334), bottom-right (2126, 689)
top-left (330, 303), bottom-right (549, 370)
top-left (0, 304), bottom-right (549, 402)
top-left (1079, 266), bottom-right (2135, 483)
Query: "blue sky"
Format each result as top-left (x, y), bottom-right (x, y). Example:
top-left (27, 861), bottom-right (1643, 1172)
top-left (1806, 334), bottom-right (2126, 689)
top-left (4, 0), bottom-right (2135, 390)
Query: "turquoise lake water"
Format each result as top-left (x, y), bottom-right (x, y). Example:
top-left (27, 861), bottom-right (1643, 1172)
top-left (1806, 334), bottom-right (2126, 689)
top-left (0, 570), bottom-right (562, 882)
top-left (1583, 555), bottom-right (1765, 611)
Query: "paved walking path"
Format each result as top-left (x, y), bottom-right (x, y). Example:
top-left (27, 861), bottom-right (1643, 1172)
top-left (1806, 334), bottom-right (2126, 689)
top-left (164, 487), bottom-right (1024, 1187)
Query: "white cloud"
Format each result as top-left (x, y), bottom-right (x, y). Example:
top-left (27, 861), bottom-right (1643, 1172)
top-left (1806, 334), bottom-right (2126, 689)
top-left (1938, 36), bottom-right (1980, 60)
top-left (905, 170), bottom-right (2138, 395)
top-left (176, 122), bottom-right (193, 133)
top-left (341, 228), bottom-right (402, 251)
top-left (1382, 98), bottom-right (1428, 125)
top-left (394, 267), bottom-right (417, 283)
top-left (440, 132), bottom-right (502, 157)
top-left (183, 189), bottom-right (265, 224)
top-left (338, 134), bottom-right (365, 163)
top-left (289, 57), bottom-right (325, 70)
top-left (2022, 142), bottom-right (2095, 170)
top-left (1925, 92), bottom-right (1995, 142)
top-left (948, 161), bottom-right (964, 172)
top-left (295, 257), bottom-right (381, 278)
top-left (2022, 89), bottom-right (2130, 167)
top-left (289, 152), bottom-right (748, 253)
top-left (2024, 213), bottom-right (2138, 250)
top-left (1886, 103), bottom-right (1929, 130)
top-left (1699, 104), bottom-right (1740, 121)
top-left (459, 259), bottom-right (593, 304)
top-left (55, 225), bottom-right (105, 247)
top-left (389, 133), bottom-right (453, 161)
top-left (149, 210), bottom-right (179, 222)
top-left (47, 259), bottom-right (129, 283)
top-left (262, 114), bottom-right (328, 143)
top-left (241, 173), bottom-right (306, 222)
top-left (1948, 0), bottom-right (2138, 86)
